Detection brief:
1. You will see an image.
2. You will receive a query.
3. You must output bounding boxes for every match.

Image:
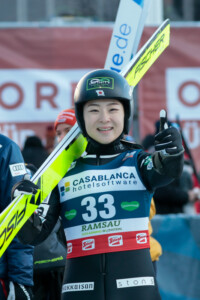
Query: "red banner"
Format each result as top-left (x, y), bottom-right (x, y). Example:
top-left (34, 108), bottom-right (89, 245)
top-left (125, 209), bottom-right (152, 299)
top-left (0, 25), bottom-right (199, 174)
top-left (138, 26), bottom-right (200, 173)
top-left (0, 27), bottom-right (112, 148)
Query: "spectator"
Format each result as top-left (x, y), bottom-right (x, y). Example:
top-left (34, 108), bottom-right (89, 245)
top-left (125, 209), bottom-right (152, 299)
top-left (54, 108), bottom-right (76, 144)
top-left (154, 159), bottom-right (200, 214)
top-left (26, 109), bottom-right (76, 300)
top-left (45, 125), bottom-right (56, 154)
top-left (142, 119), bottom-right (199, 214)
top-left (0, 133), bottom-right (34, 300)
top-left (22, 135), bottom-right (49, 168)
top-left (25, 163), bottom-right (67, 300)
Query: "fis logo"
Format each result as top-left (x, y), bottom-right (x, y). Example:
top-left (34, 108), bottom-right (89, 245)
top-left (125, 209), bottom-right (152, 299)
top-left (60, 182), bottom-right (70, 196)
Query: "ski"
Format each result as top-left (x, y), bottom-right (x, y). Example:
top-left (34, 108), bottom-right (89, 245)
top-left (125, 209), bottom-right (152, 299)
top-left (0, 124), bottom-right (87, 257)
top-left (104, 0), bottom-right (151, 72)
top-left (0, 123), bottom-right (83, 225)
top-left (0, 19), bottom-right (170, 257)
top-left (121, 18), bottom-right (170, 87)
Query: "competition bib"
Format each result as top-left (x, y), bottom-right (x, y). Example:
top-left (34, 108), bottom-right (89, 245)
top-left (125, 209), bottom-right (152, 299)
top-left (59, 151), bottom-right (152, 258)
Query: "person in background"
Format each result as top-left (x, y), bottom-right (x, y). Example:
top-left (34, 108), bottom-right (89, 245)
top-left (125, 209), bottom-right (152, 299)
top-left (30, 109), bottom-right (76, 300)
top-left (45, 125), bottom-right (56, 154)
top-left (142, 120), bottom-right (199, 214)
top-left (25, 163), bottom-right (67, 300)
top-left (12, 69), bottom-right (184, 300)
top-left (22, 135), bottom-right (49, 169)
top-left (0, 134), bottom-right (34, 300)
top-left (54, 108), bottom-right (76, 144)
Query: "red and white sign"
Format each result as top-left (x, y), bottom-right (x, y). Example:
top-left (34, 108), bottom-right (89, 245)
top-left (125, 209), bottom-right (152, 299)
top-left (0, 25), bottom-right (199, 173)
top-left (0, 69), bottom-right (90, 122)
top-left (166, 68), bottom-right (200, 120)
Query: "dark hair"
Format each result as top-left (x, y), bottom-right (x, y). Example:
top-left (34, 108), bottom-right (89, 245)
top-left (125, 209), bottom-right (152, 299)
top-left (24, 136), bottom-right (43, 148)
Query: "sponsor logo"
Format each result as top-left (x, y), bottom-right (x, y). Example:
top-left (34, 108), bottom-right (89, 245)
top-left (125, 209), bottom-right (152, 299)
top-left (122, 151), bottom-right (135, 161)
top-left (141, 157), bottom-right (153, 170)
top-left (63, 167), bottom-right (145, 200)
top-left (60, 182), bottom-right (70, 196)
top-left (71, 170), bottom-right (137, 194)
top-left (62, 282), bottom-right (94, 293)
top-left (9, 163), bottom-right (26, 177)
top-left (183, 121), bottom-right (200, 149)
top-left (87, 77), bottom-right (114, 90)
top-left (107, 21), bottom-right (132, 73)
top-left (179, 80), bottom-right (200, 107)
top-left (81, 220), bottom-right (121, 234)
top-left (134, 33), bottom-right (165, 79)
top-left (0, 69), bottom-right (88, 124)
top-left (82, 239), bottom-right (95, 251)
top-left (121, 201), bottom-right (139, 211)
top-left (166, 68), bottom-right (200, 120)
top-left (147, 160), bottom-right (153, 170)
top-left (35, 256), bottom-right (64, 265)
top-left (0, 191), bottom-right (42, 250)
top-left (67, 242), bottom-right (72, 254)
top-left (95, 90), bottom-right (105, 96)
top-left (0, 189), bottom-right (42, 250)
top-left (68, 161), bottom-right (77, 172)
top-left (143, 156), bottom-right (152, 166)
top-left (136, 233), bottom-right (147, 244)
top-left (133, 0), bottom-right (144, 5)
top-left (73, 171), bottom-right (135, 186)
top-left (108, 235), bottom-right (123, 247)
top-left (65, 209), bottom-right (77, 221)
top-left (116, 276), bottom-right (155, 288)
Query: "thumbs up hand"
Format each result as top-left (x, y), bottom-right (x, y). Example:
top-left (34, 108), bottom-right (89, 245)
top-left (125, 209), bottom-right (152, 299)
top-left (159, 109), bottom-right (168, 131)
top-left (154, 109), bottom-right (184, 156)
top-left (152, 110), bottom-right (184, 177)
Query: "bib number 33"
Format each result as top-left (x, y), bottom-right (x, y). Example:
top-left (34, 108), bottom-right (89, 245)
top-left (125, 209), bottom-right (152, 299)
top-left (81, 194), bottom-right (116, 222)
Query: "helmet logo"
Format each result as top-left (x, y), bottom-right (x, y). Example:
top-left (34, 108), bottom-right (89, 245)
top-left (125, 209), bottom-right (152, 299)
top-left (96, 90), bottom-right (105, 96)
top-left (87, 77), bottom-right (114, 90)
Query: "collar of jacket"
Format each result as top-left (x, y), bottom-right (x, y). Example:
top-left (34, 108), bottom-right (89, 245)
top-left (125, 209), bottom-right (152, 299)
top-left (85, 134), bottom-right (143, 155)
top-left (86, 133), bottom-right (126, 155)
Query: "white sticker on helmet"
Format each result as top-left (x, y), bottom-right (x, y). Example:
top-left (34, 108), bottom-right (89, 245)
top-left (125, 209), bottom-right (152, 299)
top-left (96, 90), bottom-right (105, 96)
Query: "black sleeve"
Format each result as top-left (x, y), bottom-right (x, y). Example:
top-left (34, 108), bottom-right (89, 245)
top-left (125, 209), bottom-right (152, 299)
top-left (153, 179), bottom-right (189, 206)
top-left (18, 186), bottom-right (61, 246)
top-left (137, 151), bottom-right (174, 192)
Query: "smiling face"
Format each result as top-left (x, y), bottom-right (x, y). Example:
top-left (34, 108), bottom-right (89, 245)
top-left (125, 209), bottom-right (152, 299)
top-left (83, 99), bottom-right (124, 144)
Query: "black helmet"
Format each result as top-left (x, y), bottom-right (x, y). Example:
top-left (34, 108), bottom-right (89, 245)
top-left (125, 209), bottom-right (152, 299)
top-left (74, 69), bottom-right (133, 136)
